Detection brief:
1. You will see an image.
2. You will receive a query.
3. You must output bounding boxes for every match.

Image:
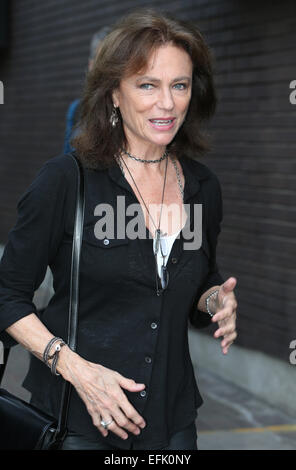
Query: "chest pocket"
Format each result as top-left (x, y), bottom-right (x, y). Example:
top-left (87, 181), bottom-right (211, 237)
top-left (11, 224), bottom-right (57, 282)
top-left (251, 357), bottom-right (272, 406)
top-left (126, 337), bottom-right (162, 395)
top-left (80, 225), bottom-right (130, 284)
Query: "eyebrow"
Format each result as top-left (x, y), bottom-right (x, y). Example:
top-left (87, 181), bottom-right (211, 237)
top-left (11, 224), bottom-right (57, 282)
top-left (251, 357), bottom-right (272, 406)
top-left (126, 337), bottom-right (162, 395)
top-left (135, 75), bottom-right (191, 83)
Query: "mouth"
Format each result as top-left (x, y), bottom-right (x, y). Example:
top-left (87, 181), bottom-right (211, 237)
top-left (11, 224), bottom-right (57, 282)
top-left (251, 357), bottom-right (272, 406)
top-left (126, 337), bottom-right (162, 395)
top-left (149, 118), bottom-right (176, 130)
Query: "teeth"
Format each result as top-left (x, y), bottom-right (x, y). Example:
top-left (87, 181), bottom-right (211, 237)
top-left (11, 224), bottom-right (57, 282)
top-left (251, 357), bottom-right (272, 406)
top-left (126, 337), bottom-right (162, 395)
top-left (151, 119), bottom-right (172, 124)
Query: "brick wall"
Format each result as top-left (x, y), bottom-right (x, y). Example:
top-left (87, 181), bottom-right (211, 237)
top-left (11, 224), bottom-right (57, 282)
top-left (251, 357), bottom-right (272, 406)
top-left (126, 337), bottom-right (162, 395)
top-left (0, 0), bottom-right (295, 361)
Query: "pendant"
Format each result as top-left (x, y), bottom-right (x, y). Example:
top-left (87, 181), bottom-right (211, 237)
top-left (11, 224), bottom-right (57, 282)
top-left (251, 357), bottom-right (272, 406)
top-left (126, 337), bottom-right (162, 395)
top-left (154, 228), bottom-right (168, 255)
top-left (154, 229), bottom-right (161, 255)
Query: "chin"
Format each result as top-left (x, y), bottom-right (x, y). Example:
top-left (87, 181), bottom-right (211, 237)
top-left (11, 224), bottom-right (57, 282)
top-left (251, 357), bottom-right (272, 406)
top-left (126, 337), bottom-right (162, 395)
top-left (150, 134), bottom-right (176, 147)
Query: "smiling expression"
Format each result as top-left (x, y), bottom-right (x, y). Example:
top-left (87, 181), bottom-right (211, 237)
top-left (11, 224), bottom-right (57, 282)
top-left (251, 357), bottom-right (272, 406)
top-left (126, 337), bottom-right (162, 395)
top-left (112, 43), bottom-right (193, 153)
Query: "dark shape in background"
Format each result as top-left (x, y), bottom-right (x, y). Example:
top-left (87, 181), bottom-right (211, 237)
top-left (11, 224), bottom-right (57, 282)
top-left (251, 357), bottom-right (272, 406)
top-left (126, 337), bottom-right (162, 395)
top-left (0, 0), bottom-right (9, 50)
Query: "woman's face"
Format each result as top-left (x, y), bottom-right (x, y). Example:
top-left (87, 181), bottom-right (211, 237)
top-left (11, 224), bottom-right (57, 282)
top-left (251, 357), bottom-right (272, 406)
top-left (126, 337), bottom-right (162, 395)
top-left (112, 43), bottom-right (193, 152)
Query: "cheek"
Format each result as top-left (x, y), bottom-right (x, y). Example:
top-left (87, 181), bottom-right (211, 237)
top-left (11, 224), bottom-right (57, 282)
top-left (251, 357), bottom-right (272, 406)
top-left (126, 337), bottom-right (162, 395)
top-left (134, 94), bottom-right (155, 113)
top-left (177, 95), bottom-right (191, 115)
top-left (121, 95), bottom-right (152, 121)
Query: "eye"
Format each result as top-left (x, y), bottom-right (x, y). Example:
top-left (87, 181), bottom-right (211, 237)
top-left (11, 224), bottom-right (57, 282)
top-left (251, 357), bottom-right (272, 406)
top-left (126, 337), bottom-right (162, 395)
top-left (173, 83), bottom-right (188, 90)
top-left (139, 83), bottom-right (154, 90)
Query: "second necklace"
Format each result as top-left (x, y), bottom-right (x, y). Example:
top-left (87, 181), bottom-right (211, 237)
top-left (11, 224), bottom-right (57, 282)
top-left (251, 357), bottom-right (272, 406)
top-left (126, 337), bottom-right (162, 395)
top-left (118, 152), bottom-right (168, 255)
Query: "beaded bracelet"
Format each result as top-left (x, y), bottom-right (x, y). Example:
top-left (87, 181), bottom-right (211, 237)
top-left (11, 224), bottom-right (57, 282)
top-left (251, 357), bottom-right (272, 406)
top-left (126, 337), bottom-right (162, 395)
top-left (205, 289), bottom-right (219, 317)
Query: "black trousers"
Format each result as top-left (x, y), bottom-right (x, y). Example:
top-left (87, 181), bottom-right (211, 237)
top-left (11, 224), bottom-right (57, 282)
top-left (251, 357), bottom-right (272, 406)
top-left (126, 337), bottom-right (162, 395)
top-left (61, 421), bottom-right (198, 450)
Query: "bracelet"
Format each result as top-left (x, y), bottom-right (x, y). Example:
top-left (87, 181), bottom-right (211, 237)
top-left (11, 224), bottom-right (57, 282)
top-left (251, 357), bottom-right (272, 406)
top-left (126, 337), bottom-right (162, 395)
top-left (205, 289), bottom-right (219, 317)
top-left (43, 337), bottom-right (64, 365)
top-left (50, 342), bottom-right (66, 376)
top-left (43, 337), bottom-right (66, 376)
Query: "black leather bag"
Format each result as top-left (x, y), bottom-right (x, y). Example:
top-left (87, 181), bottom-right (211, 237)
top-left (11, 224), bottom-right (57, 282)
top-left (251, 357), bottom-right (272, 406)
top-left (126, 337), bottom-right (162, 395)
top-left (0, 152), bottom-right (85, 450)
top-left (0, 389), bottom-right (58, 450)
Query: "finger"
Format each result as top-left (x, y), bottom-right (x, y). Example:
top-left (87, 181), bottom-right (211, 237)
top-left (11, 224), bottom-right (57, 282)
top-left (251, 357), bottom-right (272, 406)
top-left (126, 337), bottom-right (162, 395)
top-left (214, 324), bottom-right (236, 339)
top-left (117, 375), bottom-right (146, 393)
top-left (115, 375), bottom-right (147, 428)
top-left (98, 378), bottom-right (146, 434)
top-left (101, 416), bottom-right (130, 440)
top-left (111, 387), bottom-right (146, 430)
top-left (212, 306), bottom-right (235, 323)
top-left (215, 316), bottom-right (237, 336)
top-left (79, 391), bottom-right (124, 439)
top-left (88, 380), bottom-right (146, 435)
top-left (222, 331), bottom-right (237, 344)
top-left (222, 341), bottom-right (234, 354)
top-left (222, 296), bottom-right (238, 310)
top-left (221, 339), bottom-right (234, 355)
top-left (109, 404), bottom-right (142, 436)
top-left (221, 332), bottom-right (237, 349)
top-left (219, 277), bottom-right (237, 297)
top-left (98, 413), bottom-right (109, 437)
top-left (94, 387), bottom-right (144, 435)
top-left (97, 408), bottom-right (130, 440)
top-left (118, 397), bottom-right (147, 429)
top-left (98, 372), bottom-right (146, 432)
top-left (89, 409), bottom-right (110, 438)
top-left (222, 345), bottom-right (231, 355)
top-left (212, 309), bottom-right (230, 324)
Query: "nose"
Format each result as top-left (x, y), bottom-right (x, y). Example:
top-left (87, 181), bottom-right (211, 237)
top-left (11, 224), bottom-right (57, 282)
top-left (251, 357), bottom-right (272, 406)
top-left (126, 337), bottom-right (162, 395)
top-left (157, 87), bottom-right (174, 111)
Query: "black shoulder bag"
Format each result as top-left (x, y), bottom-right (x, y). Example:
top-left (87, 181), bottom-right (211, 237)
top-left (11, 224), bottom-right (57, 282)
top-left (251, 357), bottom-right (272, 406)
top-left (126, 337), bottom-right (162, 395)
top-left (0, 153), bottom-right (85, 450)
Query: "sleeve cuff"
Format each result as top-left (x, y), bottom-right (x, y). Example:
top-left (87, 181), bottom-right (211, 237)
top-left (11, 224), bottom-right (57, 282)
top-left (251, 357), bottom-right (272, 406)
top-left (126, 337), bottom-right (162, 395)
top-left (189, 272), bottom-right (225, 329)
top-left (0, 303), bottom-right (38, 348)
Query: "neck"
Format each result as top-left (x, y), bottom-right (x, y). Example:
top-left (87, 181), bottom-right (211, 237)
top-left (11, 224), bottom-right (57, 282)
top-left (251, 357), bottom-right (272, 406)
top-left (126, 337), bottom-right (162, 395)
top-left (120, 143), bottom-right (168, 174)
top-left (127, 144), bottom-right (166, 160)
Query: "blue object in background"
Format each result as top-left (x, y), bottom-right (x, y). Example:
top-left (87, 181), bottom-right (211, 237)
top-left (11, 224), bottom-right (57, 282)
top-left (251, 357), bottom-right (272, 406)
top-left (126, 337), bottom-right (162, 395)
top-left (64, 98), bottom-right (81, 154)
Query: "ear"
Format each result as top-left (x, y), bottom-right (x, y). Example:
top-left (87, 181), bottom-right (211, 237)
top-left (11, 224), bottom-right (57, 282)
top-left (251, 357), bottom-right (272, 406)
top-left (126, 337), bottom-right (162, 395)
top-left (112, 88), bottom-right (120, 108)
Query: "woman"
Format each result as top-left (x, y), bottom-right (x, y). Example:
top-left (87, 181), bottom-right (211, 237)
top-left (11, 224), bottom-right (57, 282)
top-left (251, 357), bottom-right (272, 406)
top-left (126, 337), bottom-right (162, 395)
top-left (0, 9), bottom-right (237, 450)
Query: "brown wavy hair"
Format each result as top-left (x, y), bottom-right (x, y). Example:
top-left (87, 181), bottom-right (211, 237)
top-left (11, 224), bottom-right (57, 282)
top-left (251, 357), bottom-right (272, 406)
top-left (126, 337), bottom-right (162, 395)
top-left (72, 9), bottom-right (217, 169)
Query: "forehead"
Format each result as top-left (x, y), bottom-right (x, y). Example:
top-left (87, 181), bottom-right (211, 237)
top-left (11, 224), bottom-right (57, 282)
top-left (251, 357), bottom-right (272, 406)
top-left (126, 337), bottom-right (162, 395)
top-left (127, 43), bottom-right (193, 79)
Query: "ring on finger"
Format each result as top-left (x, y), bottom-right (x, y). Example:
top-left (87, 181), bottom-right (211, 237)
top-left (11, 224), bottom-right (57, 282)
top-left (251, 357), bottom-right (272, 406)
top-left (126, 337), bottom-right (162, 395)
top-left (101, 418), bottom-right (114, 429)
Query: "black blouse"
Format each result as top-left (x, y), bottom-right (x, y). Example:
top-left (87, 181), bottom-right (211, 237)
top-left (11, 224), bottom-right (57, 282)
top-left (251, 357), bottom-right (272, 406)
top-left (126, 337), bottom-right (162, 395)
top-left (0, 152), bottom-right (224, 450)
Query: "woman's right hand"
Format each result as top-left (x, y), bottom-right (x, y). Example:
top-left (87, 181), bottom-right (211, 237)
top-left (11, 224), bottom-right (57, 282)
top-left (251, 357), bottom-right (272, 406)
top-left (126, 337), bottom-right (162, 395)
top-left (57, 346), bottom-right (146, 440)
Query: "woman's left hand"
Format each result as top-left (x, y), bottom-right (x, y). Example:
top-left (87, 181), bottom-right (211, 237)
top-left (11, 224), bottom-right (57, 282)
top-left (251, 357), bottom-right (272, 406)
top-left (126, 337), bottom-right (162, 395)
top-left (211, 277), bottom-right (238, 354)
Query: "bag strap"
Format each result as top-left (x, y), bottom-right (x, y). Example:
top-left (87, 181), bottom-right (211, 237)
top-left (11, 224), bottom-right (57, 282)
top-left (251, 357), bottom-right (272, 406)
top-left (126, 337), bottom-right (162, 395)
top-left (0, 348), bottom-right (10, 384)
top-left (54, 152), bottom-right (85, 443)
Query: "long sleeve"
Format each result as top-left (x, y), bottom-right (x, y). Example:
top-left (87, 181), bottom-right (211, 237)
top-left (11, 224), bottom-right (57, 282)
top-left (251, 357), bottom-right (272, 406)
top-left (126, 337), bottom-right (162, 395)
top-left (189, 173), bottom-right (225, 329)
top-left (0, 158), bottom-right (70, 346)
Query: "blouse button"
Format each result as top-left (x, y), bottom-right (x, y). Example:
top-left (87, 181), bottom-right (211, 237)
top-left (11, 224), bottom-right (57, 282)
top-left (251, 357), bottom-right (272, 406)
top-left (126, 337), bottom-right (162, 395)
top-left (171, 257), bottom-right (178, 264)
top-left (145, 356), bottom-right (152, 364)
top-left (151, 322), bottom-right (157, 329)
top-left (103, 239), bottom-right (110, 245)
top-left (140, 390), bottom-right (147, 398)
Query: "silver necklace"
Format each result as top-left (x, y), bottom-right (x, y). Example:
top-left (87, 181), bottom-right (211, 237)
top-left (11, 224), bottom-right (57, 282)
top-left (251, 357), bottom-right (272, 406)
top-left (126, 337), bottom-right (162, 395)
top-left (171, 158), bottom-right (184, 200)
top-left (122, 148), bottom-right (168, 164)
